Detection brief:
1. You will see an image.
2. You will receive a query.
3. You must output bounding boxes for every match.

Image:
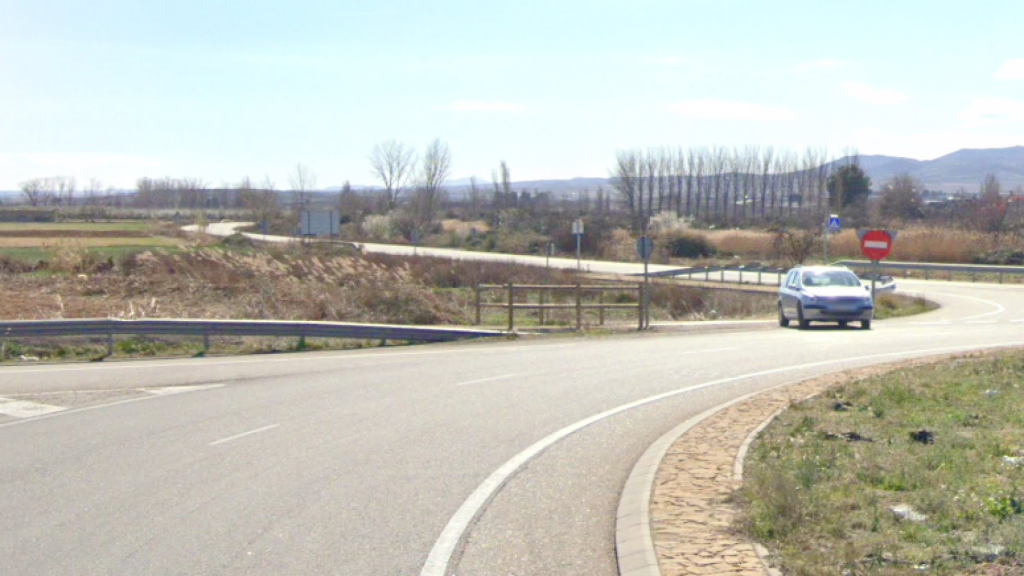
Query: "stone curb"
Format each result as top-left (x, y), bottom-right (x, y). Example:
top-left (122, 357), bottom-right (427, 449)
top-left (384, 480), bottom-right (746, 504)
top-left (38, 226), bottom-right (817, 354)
top-left (617, 352), bottom-right (992, 576)
top-left (614, 381), bottom-right (804, 576)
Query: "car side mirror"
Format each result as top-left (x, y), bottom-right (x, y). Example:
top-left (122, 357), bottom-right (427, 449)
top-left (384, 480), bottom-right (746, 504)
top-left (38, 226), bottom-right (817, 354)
top-left (864, 285), bottom-right (870, 292)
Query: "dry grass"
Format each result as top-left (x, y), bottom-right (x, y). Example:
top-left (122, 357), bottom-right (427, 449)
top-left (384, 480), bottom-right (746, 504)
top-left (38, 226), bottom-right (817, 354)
top-left (704, 230), bottom-right (776, 259)
top-left (829, 227), bottom-right (1009, 264)
top-left (650, 284), bottom-right (776, 320)
top-left (689, 226), bottom-right (1023, 265)
top-left (441, 219), bottom-right (490, 234)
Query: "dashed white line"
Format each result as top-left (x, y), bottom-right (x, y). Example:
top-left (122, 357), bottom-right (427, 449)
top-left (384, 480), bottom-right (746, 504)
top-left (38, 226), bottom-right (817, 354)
top-left (140, 384), bottom-right (224, 395)
top-left (967, 320), bottom-right (998, 324)
top-left (209, 424), bottom-right (279, 446)
top-left (454, 374), bottom-right (520, 387)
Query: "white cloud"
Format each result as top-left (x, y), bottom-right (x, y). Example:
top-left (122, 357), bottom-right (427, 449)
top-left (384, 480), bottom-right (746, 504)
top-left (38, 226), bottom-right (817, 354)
top-left (669, 100), bottom-right (795, 122)
top-left (960, 97), bottom-right (1024, 126)
top-left (841, 81), bottom-right (910, 106)
top-left (993, 59), bottom-right (1024, 80)
top-left (442, 101), bottom-right (526, 112)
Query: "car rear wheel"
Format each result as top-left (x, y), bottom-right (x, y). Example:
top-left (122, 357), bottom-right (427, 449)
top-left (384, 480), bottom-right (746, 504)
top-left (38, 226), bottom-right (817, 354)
top-left (838, 321), bottom-right (848, 328)
top-left (797, 303), bottom-right (809, 330)
top-left (778, 303), bottom-right (790, 327)
top-left (861, 319), bottom-right (871, 330)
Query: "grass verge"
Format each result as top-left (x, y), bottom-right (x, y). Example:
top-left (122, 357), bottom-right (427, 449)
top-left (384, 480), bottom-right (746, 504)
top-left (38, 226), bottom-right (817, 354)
top-left (874, 293), bottom-right (939, 320)
top-left (738, 350), bottom-right (1024, 575)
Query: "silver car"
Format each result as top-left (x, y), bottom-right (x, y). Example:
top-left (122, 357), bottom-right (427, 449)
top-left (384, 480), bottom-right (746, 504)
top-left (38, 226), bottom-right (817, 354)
top-left (778, 266), bottom-right (874, 329)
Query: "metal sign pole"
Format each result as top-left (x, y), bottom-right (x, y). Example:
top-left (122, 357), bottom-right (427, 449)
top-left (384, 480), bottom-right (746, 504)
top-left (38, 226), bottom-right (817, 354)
top-left (576, 234), bottom-right (581, 272)
top-left (823, 216), bottom-right (829, 264)
top-left (872, 259), bottom-right (878, 299)
top-left (643, 256), bottom-right (650, 329)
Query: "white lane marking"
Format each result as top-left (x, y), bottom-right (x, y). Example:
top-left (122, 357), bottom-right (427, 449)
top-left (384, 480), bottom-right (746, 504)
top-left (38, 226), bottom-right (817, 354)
top-left (0, 397), bottom-right (66, 418)
top-left (967, 320), bottom-right (998, 324)
top-left (1012, 319), bottom-right (1024, 323)
top-left (209, 424), bottom-right (279, 446)
top-left (927, 291), bottom-right (1006, 321)
top-left (419, 339), bottom-right (1024, 576)
top-left (140, 384), bottom-right (224, 395)
top-left (454, 374), bottom-right (520, 387)
top-left (913, 321), bottom-right (952, 326)
top-left (0, 382), bottom-right (222, 430)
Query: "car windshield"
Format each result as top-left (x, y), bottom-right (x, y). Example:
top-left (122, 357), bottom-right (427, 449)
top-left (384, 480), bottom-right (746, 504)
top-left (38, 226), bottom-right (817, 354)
top-left (801, 271), bottom-right (861, 288)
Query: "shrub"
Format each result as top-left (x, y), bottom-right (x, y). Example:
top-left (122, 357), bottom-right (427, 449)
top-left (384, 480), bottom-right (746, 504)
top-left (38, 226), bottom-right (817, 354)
top-left (662, 232), bottom-right (716, 258)
top-left (361, 213), bottom-right (396, 241)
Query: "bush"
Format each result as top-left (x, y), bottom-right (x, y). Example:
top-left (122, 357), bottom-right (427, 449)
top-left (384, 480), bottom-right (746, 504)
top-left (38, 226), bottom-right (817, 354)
top-left (663, 232), bottom-right (716, 258)
top-left (361, 213), bottom-right (396, 241)
top-left (975, 249), bottom-right (1024, 266)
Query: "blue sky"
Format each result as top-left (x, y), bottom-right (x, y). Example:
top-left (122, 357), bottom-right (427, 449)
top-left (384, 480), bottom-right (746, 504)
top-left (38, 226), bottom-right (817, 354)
top-left (2, 0), bottom-right (1023, 190)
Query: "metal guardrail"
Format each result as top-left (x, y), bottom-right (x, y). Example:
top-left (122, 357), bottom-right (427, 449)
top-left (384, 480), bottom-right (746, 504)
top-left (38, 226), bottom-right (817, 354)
top-left (0, 318), bottom-right (504, 356)
top-left (657, 265), bottom-right (788, 286)
top-left (833, 260), bottom-right (1024, 283)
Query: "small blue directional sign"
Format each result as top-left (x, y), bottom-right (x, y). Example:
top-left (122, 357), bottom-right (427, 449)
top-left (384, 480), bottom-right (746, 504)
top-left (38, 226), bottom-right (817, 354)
top-left (636, 236), bottom-right (654, 260)
top-left (827, 215), bottom-right (841, 233)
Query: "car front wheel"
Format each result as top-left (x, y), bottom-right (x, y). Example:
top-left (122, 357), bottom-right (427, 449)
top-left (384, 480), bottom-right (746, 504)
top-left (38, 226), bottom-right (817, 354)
top-left (861, 319), bottom-right (871, 330)
top-left (778, 303), bottom-right (790, 327)
top-left (797, 303), bottom-right (809, 330)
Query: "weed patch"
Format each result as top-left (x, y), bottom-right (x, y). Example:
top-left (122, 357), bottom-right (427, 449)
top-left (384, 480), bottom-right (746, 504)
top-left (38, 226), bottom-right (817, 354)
top-left (739, 351), bottom-right (1024, 575)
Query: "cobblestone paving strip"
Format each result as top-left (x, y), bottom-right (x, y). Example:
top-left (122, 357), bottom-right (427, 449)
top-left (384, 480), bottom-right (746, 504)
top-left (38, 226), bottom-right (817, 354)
top-left (649, 359), bottom-right (952, 576)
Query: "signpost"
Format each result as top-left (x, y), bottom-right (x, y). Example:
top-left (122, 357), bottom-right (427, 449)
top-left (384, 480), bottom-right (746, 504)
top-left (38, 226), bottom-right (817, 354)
top-left (411, 229), bottom-right (420, 256)
top-left (824, 214), bottom-right (840, 264)
top-left (299, 210), bottom-right (339, 238)
top-left (572, 219), bottom-right (584, 271)
top-left (636, 236), bottom-right (654, 329)
top-left (857, 229), bottom-right (897, 297)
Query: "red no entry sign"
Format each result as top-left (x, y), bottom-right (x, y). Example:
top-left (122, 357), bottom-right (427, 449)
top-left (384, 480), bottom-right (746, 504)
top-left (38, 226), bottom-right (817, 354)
top-left (860, 229), bottom-right (893, 261)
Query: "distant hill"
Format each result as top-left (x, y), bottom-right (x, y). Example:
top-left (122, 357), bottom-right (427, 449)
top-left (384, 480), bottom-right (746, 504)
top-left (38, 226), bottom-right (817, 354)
top-left (837, 146), bottom-right (1024, 192)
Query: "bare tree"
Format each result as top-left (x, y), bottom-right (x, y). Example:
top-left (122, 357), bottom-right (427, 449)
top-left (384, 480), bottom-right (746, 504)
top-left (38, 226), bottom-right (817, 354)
top-left (492, 160), bottom-right (513, 212)
top-left (411, 139), bottom-right (452, 229)
top-left (288, 163), bottom-right (317, 209)
top-left (879, 173), bottom-right (924, 222)
top-left (50, 176), bottom-right (76, 206)
top-left (84, 178), bottom-right (105, 206)
top-left (611, 150), bottom-right (640, 231)
top-left (19, 178), bottom-right (48, 207)
top-left (370, 141), bottom-right (415, 210)
top-left (981, 173), bottom-right (1002, 198)
top-left (467, 176), bottom-right (483, 216)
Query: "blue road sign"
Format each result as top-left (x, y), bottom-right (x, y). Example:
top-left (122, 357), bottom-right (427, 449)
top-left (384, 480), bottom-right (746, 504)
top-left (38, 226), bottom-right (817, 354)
top-left (827, 215), bottom-right (841, 233)
top-left (636, 236), bottom-right (654, 260)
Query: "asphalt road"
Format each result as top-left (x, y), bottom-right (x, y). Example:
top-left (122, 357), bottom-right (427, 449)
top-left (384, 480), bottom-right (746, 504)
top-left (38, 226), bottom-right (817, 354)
top-left (4, 270), bottom-right (1024, 574)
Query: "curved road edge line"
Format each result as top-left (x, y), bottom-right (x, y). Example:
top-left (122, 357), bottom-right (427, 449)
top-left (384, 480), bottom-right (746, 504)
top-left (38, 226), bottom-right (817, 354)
top-left (612, 341), bottom-right (1024, 576)
top-left (422, 341), bottom-right (1024, 576)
